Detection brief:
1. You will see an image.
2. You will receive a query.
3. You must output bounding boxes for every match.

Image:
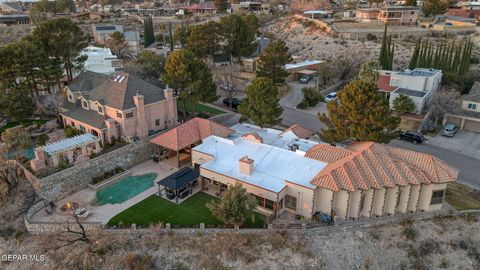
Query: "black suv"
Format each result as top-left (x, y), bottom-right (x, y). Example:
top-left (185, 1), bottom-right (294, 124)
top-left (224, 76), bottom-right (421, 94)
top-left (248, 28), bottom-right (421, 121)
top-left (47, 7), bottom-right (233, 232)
top-left (223, 98), bottom-right (241, 109)
top-left (399, 131), bottom-right (424, 144)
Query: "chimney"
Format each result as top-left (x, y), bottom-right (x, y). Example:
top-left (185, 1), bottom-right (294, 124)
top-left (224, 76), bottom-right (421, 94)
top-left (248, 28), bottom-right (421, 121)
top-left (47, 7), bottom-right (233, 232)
top-left (239, 156), bottom-right (254, 175)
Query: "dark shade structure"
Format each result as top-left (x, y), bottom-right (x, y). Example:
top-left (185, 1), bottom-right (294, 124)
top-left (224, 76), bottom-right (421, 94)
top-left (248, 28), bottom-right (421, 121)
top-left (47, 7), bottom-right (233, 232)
top-left (157, 167), bottom-right (199, 202)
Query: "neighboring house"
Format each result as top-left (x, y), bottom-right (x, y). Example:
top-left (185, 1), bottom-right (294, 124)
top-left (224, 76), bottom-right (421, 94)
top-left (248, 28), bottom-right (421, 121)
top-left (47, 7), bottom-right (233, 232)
top-left (191, 123), bottom-right (458, 220)
top-left (457, 0), bottom-right (480, 10)
top-left (92, 25), bottom-right (124, 45)
top-left (0, 1), bottom-right (22, 14)
top-left (92, 25), bottom-right (142, 56)
top-left (378, 6), bottom-right (419, 25)
top-left (82, 46), bottom-right (123, 75)
top-left (231, 1), bottom-right (270, 14)
top-left (284, 60), bottom-right (324, 81)
top-left (0, 13), bottom-right (28, 25)
top-left (242, 36), bottom-right (270, 73)
top-left (213, 53), bottom-right (231, 67)
top-left (72, 12), bottom-right (111, 21)
top-left (180, 2), bottom-right (216, 14)
top-left (377, 68), bottom-right (442, 114)
top-left (59, 71), bottom-right (178, 144)
top-left (444, 81), bottom-right (480, 133)
top-left (355, 8), bottom-right (380, 20)
top-left (303, 9), bottom-right (333, 19)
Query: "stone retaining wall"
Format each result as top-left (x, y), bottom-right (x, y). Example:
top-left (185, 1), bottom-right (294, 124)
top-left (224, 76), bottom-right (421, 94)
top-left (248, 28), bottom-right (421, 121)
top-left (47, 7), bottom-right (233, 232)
top-left (36, 138), bottom-right (153, 201)
top-left (87, 171), bottom-right (131, 191)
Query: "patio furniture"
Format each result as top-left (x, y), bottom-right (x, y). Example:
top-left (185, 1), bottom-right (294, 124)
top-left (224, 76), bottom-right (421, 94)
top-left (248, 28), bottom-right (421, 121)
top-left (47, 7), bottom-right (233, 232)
top-left (75, 208), bottom-right (92, 218)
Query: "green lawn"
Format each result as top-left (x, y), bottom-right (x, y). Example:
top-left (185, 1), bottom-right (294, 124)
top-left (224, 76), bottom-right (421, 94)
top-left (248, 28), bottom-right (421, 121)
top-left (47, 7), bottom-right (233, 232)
top-left (445, 182), bottom-right (480, 210)
top-left (107, 192), bottom-right (266, 228)
top-left (0, 119), bottom-right (53, 134)
top-left (177, 100), bottom-right (225, 116)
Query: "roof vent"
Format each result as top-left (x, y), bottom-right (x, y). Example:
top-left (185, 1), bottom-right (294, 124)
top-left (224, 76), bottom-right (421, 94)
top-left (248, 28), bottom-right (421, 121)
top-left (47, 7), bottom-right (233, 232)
top-left (289, 144), bottom-right (299, 152)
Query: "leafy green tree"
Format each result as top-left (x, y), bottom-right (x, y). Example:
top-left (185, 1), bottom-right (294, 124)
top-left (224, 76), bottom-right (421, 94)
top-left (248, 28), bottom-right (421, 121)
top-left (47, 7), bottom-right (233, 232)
top-left (106, 31), bottom-right (127, 57)
top-left (64, 126), bottom-right (83, 138)
top-left (423, 0), bottom-right (448, 17)
top-left (241, 13), bottom-right (259, 33)
top-left (32, 18), bottom-right (88, 82)
top-left (317, 62), bottom-right (336, 85)
top-left (186, 21), bottom-right (219, 59)
top-left (214, 0), bottom-right (228, 12)
top-left (318, 80), bottom-right (400, 144)
top-left (144, 16), bottom-right (155, 48)
top-left (173, 24), bottom-right (191, 47)
top-left (379, 24), bottom-right (394, 70)
top-left (238, 77), bottom-right (283, 128)
top-left (256, 40), bottom-right (292, 85)
top-left (163, 49), bottom-right (195, 119)
top-left (357, 60), bottom-right (380, 84)
top-left (1, 127), bottom-right (31, 159)
top-left (188, 60), bottom-right (218, 114)
top-left (0, 86), bottom-right (34, 121)
top-left (219, 14), bottom-right (257, 62)
top-left (393, 95), bottom-right (415, 114)
top-left (207, 183), bottom-right (257, 227)
top-left (135, 51), bottom-right (165, 79)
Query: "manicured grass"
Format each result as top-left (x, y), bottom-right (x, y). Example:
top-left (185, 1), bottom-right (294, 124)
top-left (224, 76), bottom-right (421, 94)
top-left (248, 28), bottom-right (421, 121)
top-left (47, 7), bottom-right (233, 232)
top-left (445, 182), bottom-right (480, 210)
top-left (0, 119), bottom-right (52, 134)
top-left (107, 192), bottom-right (266, 228)
top-left (177, 100), bottom-right (225, 116)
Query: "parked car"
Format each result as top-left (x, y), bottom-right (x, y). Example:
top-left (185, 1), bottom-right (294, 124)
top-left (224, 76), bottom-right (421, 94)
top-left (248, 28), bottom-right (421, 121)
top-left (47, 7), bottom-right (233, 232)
top-left (324, 92), bottom-right (337, 102)
top-left (299, 75), bottom-right (313, 84)
top-left (441, 124), bottom-right (458, 137)
top-left (223, 98), bottom-right (241, 109)
top-left (399, 131), bottom-right (424, 144)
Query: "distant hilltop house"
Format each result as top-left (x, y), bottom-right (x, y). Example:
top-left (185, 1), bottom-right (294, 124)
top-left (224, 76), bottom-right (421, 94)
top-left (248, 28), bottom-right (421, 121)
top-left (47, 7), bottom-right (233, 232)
top-left (376, 68), bottom-right (443, 114)
top-left (92, 24), bottom-right (143, 56)
top-left (356, 5), bottom-right (419, 25)
top-left (81, 45), bottom-right (123, 75)
top-left (184, 123), bottom-right (458, 220)
top-left (242, 36), bottom-right (270, 73)
top-left (0, 1), bottom-right (22, 14)
top-left (231, 1), bottom-right (270, 14)
top-left (178, 2), bottom-right (216, 15)
top-left (444, 81), bottom-right (480, 133)
top-left (59, 71), bottom-right (178, 144)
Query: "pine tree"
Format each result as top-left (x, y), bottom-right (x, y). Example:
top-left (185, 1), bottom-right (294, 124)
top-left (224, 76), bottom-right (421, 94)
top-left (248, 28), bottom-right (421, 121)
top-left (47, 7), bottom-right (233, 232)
top-left (318, 80), bottom-right (400, 144)
top-left (144, 16), bottom-right (155, 48)
top-left (256, 40), bottom-right (293, 85)
top-left (378, 24), bottom-right (394, 70)
top-left (214, 0), bottom-right (228, 13)
top-left (186, 21), bottom-right (219, 59)
top-left (219, 14), bottom-right (256, 62)
top-left (238, 77), bottom-right (283, 128)
top-left (188, 59), bottom-right (218, 114)
top-left (409, 38), bottom-right (421, 69)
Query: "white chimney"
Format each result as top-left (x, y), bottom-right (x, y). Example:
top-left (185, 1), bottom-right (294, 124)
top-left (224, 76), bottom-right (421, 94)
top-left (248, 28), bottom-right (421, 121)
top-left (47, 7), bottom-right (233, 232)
top-left (239, 156), bottom-right (254, 175)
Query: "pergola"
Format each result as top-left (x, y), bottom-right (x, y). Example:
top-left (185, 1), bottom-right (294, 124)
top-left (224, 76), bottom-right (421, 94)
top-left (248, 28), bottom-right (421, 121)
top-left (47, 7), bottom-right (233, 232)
top-left (157, 167), bottom-right (199, 203)
top-left (36, 133), bottom-right (101, 167)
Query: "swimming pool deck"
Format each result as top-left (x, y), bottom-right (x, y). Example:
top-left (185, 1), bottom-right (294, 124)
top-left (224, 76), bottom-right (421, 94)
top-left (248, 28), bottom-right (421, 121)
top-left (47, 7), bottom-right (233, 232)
top-left (30, 160), bottom-right (178, 225)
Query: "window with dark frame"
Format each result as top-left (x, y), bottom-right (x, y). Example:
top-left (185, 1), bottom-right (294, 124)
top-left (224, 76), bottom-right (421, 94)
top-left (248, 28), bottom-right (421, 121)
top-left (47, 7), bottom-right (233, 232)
top-left (284, 195), bottom-right (297, 210)
top-left (116, 111), bottom-right (123, 118)
top-left (125, 112), bottom-right (134, 118)
top-left (430, 190), bottom-right (445, 205)
top-left (155, 119), bottom-right (160, 126)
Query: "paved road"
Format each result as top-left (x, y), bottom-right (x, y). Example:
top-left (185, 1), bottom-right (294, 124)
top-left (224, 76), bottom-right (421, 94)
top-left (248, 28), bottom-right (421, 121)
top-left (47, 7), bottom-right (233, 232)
top-left (281, 107), bottom-right (326, 131)
top-left (390, 140), bottom-right (480, 189)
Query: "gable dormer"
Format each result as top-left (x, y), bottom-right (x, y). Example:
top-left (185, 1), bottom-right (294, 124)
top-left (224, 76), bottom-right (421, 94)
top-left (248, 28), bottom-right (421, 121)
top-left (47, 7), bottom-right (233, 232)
top-left (94, 101), bottom-right (104, 115)
top-left (79, 96), bottom-right (89, 110)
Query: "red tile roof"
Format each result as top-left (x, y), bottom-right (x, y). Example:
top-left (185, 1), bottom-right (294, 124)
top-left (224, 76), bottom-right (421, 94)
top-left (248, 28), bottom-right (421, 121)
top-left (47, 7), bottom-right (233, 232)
top-left (281, 124), bottom-right (315, 139)
top-left (150, 118), bottom-right (234, 151)
top-left (376, 75), bottom-right (398, 92)
top-left (307, 142), bottom-right (458, 192)
top-left (305, 144), bottom-right (353, 163)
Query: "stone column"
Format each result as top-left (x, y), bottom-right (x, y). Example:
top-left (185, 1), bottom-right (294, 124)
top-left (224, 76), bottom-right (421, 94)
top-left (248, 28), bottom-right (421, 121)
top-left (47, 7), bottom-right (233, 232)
top-left (94, 141), bottom-right (101, 154)
top-left (81, 145), bottom-right (87, 156)
top-left (347, 190), bottom-right (362, 220)
top-left (397, 185), bottom-right (411, 214)
top-left (332, 190), bottom-right (348, 220)
top-left (384, 186), bottom-right (399, 216)
top-left (407, 185), bottom-right (421, 213)
top-left (372, 187), bottom-right (386, 217)
top-left (359, 189), bottom-right (374, 218)
top-left (67, 150), bottom-right (74, 163)
top-left (52, 154), bottom-right (60, 167)
top-left (417, 184), bottom-right (433, 212)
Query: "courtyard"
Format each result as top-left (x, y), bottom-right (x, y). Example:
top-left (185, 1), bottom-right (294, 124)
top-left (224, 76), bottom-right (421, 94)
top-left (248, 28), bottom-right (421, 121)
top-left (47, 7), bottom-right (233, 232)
top-left (107, 192), bottom-right (266, 228)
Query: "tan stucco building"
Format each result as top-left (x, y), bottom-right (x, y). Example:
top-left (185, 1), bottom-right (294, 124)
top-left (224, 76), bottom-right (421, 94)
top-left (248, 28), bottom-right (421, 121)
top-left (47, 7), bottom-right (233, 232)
top-left (191, 124), bottom-right (458, 221)
top-left (60, 71), bottom-right (177, 144)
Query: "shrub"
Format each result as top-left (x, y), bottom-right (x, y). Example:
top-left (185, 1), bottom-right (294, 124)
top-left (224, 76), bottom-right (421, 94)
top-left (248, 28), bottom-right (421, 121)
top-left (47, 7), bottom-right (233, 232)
top-left (403, 226), bottom-right (417, 241)
top-left (301, 87), bottom-right (324, 107)
top-left (393, 95), bottom-right (415, 114)
top-left (36, 134), bottom-right (49, 146)
top-left (296, 101), bottom-right (308, 110)
top-left (64, 126), bottom-right (83, 138)
top-left (366, 33), bottom-right (377, 41)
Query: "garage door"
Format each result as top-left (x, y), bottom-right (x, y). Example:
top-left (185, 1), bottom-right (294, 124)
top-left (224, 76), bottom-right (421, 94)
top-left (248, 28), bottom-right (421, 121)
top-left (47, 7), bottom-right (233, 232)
top-left (446, 116), bottom-right (463, 127)
top-left (464, 119), bottom-right (480, 133)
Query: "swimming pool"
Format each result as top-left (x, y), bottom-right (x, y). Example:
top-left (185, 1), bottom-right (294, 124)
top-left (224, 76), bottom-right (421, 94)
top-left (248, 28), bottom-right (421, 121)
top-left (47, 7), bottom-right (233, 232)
top-left (96, 173), bottom-right (158, 205)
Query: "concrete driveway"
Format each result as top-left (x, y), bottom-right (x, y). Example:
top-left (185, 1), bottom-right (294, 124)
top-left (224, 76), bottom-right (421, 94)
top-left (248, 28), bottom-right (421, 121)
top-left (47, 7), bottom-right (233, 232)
top-left (426, 130), bottom-right (480, 160)
top-left (280, 81), bottom-right (316, 108)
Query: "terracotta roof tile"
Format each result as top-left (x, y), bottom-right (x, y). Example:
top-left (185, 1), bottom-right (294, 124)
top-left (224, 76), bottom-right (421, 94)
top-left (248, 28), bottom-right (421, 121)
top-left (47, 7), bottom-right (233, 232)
top-left (150, 118), bottom-right (233, 151)
top-left (282, 124), bottom-right (315, 139)
top-left (376, 75), bottom-right (398, 92)
top-left (308, 142), bottom-right (458, 192)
